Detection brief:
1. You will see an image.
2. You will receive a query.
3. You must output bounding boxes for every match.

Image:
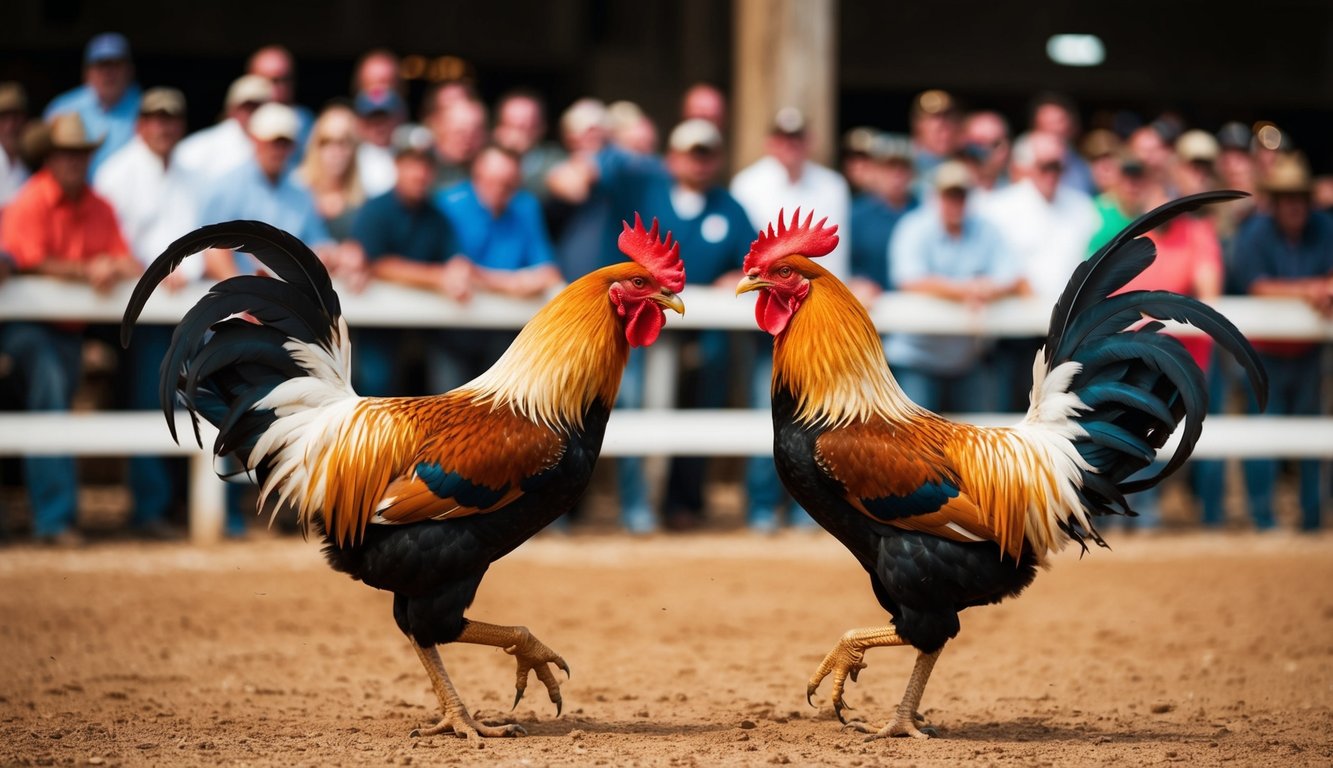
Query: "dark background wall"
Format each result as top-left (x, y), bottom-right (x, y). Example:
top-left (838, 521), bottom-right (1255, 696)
top-left (2, 0), bottom-right (1329, 168)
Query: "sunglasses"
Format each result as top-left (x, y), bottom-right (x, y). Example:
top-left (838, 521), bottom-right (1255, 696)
top-left (318, 136), bottom-right (355, 147)
top-left (1036, 161), bottom-right (1065, 174)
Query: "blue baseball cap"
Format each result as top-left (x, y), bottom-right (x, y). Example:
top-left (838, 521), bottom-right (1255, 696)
top-left (354, 89), bottom-right (405, 118)
top-left (85, 32), bottom-right (131, 65)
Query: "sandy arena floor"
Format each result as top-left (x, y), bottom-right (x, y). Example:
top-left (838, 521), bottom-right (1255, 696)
top-left (1, 530), bottom-right (1331, 767)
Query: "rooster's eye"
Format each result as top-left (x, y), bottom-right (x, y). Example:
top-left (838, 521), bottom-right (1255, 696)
top-left (632, 277), bottom-right (645, 288)
top-left (779, 266), bottom-right (793, 278)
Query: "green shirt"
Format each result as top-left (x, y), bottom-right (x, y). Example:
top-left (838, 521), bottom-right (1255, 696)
top-left (1087, 193), bottom-right (1136, 258)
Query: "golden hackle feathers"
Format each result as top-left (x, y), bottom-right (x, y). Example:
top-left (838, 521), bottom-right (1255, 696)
top-left (745, 207), bottom-right (840, 273)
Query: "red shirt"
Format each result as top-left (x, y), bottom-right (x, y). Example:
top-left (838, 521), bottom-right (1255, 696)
top-left (1119, 216), bottom-right (1222, 370)
top-left (0, 168), bottom-right (129, 269)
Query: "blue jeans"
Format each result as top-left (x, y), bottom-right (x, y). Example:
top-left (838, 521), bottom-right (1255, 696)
top-left (0, 323), bottom-right (82, 537)
top-left (891, 362), bottom-right (991, 414)
top-left (1194, 349), bottom-right (1238, 526)
top-left (745, 335), bottom-right (814, 529)
top-left (614, 348), bottom-right (653, 530)
top-left (663, 331), bottom-right (731, 519)
top-left (1242, 350), bottom-right (1325, 531)
top-left (127, 325), bottom-right (174, 527)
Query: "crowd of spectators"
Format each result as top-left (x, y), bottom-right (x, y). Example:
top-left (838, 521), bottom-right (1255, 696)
top-left (0, 33), bottom-right (1328, 545)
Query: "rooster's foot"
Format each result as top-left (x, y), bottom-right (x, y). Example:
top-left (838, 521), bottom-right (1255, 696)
top-left (410, 711), bottom-right (526, 742)
top-left (807, 632), bottom-right (871, 722)
top-left (505, 627), bottom-right (570, 715)
top-left (847, 714), bottom-right (938, 740)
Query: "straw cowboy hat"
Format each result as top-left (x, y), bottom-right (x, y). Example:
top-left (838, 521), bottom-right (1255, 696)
top-left (47, 112), bottom-right (104, 152)
top-left (1262, 153), bottom-right (1313, 195)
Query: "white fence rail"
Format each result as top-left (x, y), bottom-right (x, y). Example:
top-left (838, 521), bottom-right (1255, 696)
top-left (1, 277), bottom-right (1329, 544)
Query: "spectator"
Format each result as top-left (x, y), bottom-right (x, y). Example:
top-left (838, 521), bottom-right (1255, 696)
top-left (0, 112), bottom-right (138, 546)
top-left (1174, 129), bottom-right (1220, 197)
top-left (681, 83), bottom-right (727, 129)
top-left (200, 102), bottom-right (353, 283)
top-left (545, 98), bottom-right (621, 280)
top-left (607, 100), bottom-right (658, 156)
top-left (886, 160), bottom-right (1025, 413)
top-left (841, 126), bottom-right (879, 195)
top-left (353, 88), bottom-right (405, 197)
top-left (93, 86), bottom-right (199, 540)
top-left (353, 48), bottom-right (403, 98)
top-left (908, 89), bottom-right (960, 191)
top-left (1029, 91), bottom-right (1095, 195)
top-left (493, 89), bottom-right (565, 206)
top-left (246, 44), bottom-right (314, 159)
top-left (0, 82), bottom-right (30, 212)
top-left (174, 74), bottom-right (274, 183)
top-left (1128, 122), bottom-right (1178, 202)
top-left (297, 104), bottom-right (366, 243)
top-left (1232, 154), bottom-right (1332, 532)
top-left (1080, 128), bottom-right (1123, 196)
top-left (43, 32), bottom-right (141, 176)
top-left (850, 132), bottom-right (917, 293)
top-left (352, 124), bottom-right (461, 396)
top-left (1214, 122), bottom-right (1261, 274)
top-left (960, 110), bottom-right (1012, 199)
top-left (731, 106), bottom-right (854, 531)
top-left (432, 145), bottom-right (561, 389)
top-left (982, 130), bottom-right (1099, 412)
top-left (429, 96), bottom-right (487, 192)
top-left (1087, 152), bottom-right (1149, 256)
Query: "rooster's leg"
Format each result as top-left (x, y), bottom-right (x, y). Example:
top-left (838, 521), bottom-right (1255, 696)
top-left (409, 641), bottom-right (526, 741)
top-left (456, 620), bottom-right (570, 715)
top-left (807, 626), bottom-right (908, 723)
top-left (849, 647), bottom-right (944, 740)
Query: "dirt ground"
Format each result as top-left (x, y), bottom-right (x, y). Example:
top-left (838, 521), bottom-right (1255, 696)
top-left (1, 530), bottom-right (1331, 768)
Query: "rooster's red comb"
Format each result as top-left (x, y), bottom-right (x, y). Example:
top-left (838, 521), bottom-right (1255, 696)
top-left (743, 208), bottom-right (839, 273)
top-left (618, 213), bottom-right (685, 293)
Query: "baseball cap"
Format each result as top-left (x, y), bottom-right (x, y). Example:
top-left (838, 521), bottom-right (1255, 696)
top-left (933, 160), bottom-right (973, 192)
top-left (248, 102), bottom-right (299, 142)
top-left (560, 98), bottom-right (609, 137)
top-left (870, 133), bottom-right (913, 164)
top-left (843, 126), bottom-right (878, 155)
top-left (354, 89), bottom-right (405, 118)
top-left (912, 89), bottom-right (956, 118)
top-left (668, 118), bottom-right (722, 153)
top-left (225, 74), bottom-right (275, 109)
top-left (1176, 130), bottom-right (1219, 163)
top-left (1215, 122), bottom-right (1251, 152)
top-left (85, 33), bottom-right (131, 65)
top-left (771, 106), bottom-right (806, 136)
top-left (1080, 128), bottom-right (1121, 160)
top-left (140, 87), bottom-right (186, 117)
top-left (390, 123), bottom-right (434, 158)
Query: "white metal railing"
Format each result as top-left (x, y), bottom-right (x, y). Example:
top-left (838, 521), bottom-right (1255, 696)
top-left (1, 277), bottom-right (1329, 544)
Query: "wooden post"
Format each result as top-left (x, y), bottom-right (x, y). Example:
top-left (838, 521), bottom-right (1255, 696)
top-left (732, 0), bottom-right (839, 169)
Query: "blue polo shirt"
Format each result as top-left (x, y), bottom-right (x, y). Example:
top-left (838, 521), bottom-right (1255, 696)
top-left (202, 159), bottom-right (332, 273)
top-left (596, 153), bottom-right (754, 285)
top-left (1233, 209), bottom-right (1333, 355)
top-left (43, 83), bottom-right (142, 177)
top-left (435, 182), bottom-right (554, 271)
top-left (850, 192), bottom-right (918, 290)
top-left (886, 207), bottom-right (1018, 374)
top-left (353, 190), bottom-right (456, 264)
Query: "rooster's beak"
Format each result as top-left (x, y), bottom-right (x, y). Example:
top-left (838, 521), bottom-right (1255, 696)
top-left (653, 291), bottom-right (685, 316)
top-left (736, 274), bottom-right (770, 295)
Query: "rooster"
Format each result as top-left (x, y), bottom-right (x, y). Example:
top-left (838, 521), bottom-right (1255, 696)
top-left (121, 215), bottom-right (685, 740)
top-left (736, 194), bottom-right (1267, 739)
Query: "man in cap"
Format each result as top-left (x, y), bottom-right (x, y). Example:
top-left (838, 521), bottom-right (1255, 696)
top-left (908, 89), bottom-right (961, 192)
top-left (1029, 91), bottom-right (1096, 195)
top-left (200, 102), bottom-right (337, 280)
top-left (88, 86), bottom-right (199, 540)
top-left (841, 126), bottom-right (879, 195)
top-left (492, 89), bottom-right (566, 206)
top-left (886, 160), bottom-right (1025, 413)
top-left (43, 32), bottom-right (141, 176)
top-left (731, 106), bottom-right (855, 531)
top-left (1086, 151), bottom-right (1150, 257)
top-left (0, 82), bottom-right (30, 212)
top-left (850, 132), bottom-right (917, 294)
top-left (354, 87), bottom-right (406, 197)
top-left (246, 45), bottom-right (314, 160)
top-left (0, 112), bottom-right (138, 546)
top-left (350, 124), bottom-right (462, 396)
top-left (1232, 153), bottom-right (1333, 532)
top-left (174, 74), bottom-right (274, 183)
top-left (960, 110), bottom-right (1012, 197)
top-left (1174, 129), bottom-right (1220, 196)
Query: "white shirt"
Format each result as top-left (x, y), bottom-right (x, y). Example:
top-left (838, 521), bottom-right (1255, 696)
top-left (93, 136), bottom-right (203, 279)
top-left (357, 142), bottom-right (396, 198)
top-left (174, 118), bottom-right (253, 184)
top-left (0, 147), bottom-right (28, 211)
top-left (978, 178), bottom-right (1099, 300)
top-left (730, 155), bottom-right (852, 278)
